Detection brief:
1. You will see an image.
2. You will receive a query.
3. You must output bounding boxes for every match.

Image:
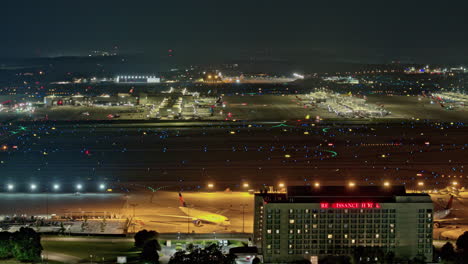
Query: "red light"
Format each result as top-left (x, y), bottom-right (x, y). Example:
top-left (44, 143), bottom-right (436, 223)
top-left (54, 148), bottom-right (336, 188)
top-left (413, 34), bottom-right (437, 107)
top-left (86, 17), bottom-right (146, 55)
top-left (57, 100), bottom-right (63, 105)
top-left (328, 143), bottom-right (334, 146)
top-left (84, 150), bottom-right (90, 155)
top-left (320, 203), bottom-right (329, 208)
top-left (320, 202), bottom-right (381, 209)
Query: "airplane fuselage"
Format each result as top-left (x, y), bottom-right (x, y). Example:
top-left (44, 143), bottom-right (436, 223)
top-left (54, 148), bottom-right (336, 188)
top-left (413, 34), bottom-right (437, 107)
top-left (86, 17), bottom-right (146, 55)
top-left (179, 206), bottom-right (231, 227)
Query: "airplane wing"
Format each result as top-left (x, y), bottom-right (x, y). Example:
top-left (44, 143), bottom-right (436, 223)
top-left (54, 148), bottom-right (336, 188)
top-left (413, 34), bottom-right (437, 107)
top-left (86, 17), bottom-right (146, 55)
top-left (156, 214), bottom-right (197, 220)
top-left (435, 218), bottom-right (468, 223)
top-left (215, 209), bottom-right (230, 215)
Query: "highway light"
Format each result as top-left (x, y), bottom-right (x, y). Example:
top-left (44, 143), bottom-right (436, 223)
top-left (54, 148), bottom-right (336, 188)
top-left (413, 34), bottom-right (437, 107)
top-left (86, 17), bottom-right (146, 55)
top-left (314, 182), bottom-right (320, 188)
top-left (207, 183), bottom-right (214, 189)
top-left (30, 184), bottom-right (37, 191)
top-left (348, 182), bottom-right (356, 187)
top-left (384, 182), bottom-right (390, 187)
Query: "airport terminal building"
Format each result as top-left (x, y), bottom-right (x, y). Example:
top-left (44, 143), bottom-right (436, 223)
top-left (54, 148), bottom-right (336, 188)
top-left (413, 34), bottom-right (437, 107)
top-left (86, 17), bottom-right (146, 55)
top-left (254, 186), bottom-right (433, 263)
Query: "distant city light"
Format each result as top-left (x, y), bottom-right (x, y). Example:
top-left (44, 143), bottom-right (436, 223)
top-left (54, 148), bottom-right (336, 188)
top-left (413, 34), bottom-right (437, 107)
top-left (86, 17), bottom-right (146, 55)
top-left (76, 184), bottom-right (83, 190)
top-left (7, 184), bottom-right (14, 191)
top-left (418, 182), bottom-right (424, 186)
top-left (30, 184), bottom-right (37, 191)
top-left (207, 183), bottom-right (214, 188)
top-left (53, 184), bottom-right (60, 190)
top-left (348, 182), bottom-right (356, 187)
top-left (384, 182), bottom-right (390, 187)
top-left (314, 182), bottom-right (320, 187)
top-left (99, 184), bottom-right (106, 190)
top-left (278, 183), bottom-right (285, 188)
top-left (293, 73), bottom-right (305, 79)
top-left (243, 183), bottom-right (249, 188)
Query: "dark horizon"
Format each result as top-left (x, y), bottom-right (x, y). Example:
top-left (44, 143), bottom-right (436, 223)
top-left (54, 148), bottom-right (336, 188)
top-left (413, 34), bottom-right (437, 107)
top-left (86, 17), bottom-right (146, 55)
top-left (2, 0), bottom-right (468, 66)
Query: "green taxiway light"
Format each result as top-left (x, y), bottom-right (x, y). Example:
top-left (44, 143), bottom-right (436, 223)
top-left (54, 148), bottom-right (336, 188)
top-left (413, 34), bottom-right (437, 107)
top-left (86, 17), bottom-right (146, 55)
top-left (272, 123), bottom-right (293, 128)
top-left (322, 150), bottom-right (338, 157)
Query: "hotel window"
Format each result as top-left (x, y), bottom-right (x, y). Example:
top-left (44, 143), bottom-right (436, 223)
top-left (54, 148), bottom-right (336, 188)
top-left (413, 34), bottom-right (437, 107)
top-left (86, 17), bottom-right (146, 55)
top-left (289, 219), bottom-right (295, 224)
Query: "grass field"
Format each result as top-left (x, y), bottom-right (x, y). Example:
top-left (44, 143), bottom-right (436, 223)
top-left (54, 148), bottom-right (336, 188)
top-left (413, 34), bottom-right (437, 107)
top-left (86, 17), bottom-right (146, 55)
top-left (42, 240), bottom-right (139, 263)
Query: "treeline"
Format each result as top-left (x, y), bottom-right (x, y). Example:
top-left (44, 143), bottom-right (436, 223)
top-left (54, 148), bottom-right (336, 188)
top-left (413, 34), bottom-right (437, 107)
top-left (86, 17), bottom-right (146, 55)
top-left (0, 227), bottom-right (42, 262)
top-left (435, 231), bottom-right (468, 264)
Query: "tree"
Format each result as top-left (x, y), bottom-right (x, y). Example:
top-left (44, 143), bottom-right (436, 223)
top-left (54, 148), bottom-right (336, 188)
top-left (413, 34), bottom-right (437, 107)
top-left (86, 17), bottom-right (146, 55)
top-left (456, 231), bottom-right (468, 253)
top-left (411, 255), bottom-right (426, 264)
top-left (383, 251), bottom-right (395, 264)
top-left (169, 244), bottom-right (236, 264)
top-left (141, 239), bottom-right (160, 264)
top-left (320, 256), bottom-right (350, 264)
top-left (11, 227), bottom-right (42, 262)
top-left (291, 259), bottom-right (311, 264)
top-left (252, 257), bottom-right (261, 264)
top-left (440, 242), bottom-right (456, 262)
top-left (135, 230), bottom-right (160, 248)
top-left (0, 232), bottom-right (13, 259)
top-left (352, 246), bottom-right (385, 264)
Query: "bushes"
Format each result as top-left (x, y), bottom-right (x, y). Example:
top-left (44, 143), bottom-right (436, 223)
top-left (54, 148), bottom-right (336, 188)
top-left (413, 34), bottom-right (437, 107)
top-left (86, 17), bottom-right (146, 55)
top-left (134, 230), bottom-right (161, 264)
top-left (0, 228), bottom-right (42, 262)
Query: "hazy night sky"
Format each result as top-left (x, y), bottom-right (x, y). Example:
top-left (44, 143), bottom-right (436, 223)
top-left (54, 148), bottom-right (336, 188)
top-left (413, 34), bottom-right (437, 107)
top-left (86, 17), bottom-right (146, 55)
top-left (1, 0), bottom-right (467, 65)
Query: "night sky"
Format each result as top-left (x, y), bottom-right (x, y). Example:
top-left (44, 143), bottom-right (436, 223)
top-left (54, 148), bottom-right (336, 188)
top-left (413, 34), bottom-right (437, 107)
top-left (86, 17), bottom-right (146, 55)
top-left (1, 0), bottom-right (468, 65)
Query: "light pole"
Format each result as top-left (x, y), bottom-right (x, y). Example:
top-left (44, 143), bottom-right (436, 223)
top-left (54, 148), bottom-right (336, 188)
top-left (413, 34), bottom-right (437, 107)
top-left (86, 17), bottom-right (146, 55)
top-left (129, 203), bottom-right (138, 233)
top-left (240, 203), bottom-right (248, 233)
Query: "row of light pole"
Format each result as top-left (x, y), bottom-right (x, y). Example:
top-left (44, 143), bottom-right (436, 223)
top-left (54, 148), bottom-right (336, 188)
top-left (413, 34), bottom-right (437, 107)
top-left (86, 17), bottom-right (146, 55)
top-left (4, 183), bottom-right (107, 192)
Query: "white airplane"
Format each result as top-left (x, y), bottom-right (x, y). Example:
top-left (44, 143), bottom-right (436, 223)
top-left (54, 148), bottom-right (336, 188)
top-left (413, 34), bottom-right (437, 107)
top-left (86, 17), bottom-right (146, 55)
top-left (434, 195), bottom-right (454, 220)
top-left (157, 193), bottom-right (231, 228)
top-left (433, 195), bottom-right (464, 228)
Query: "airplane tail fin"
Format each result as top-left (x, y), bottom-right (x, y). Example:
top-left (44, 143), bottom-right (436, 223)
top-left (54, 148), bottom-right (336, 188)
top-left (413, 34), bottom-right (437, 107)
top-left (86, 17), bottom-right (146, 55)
top-left (179, 192), bottom-right (187, 207)
top-left (445, 195), bottom-right (454, 210)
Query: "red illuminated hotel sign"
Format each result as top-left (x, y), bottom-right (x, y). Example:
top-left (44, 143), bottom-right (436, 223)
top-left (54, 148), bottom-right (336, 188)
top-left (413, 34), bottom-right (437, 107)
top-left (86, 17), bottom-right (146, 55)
top-left (320, 202), bottom-right (381, 209)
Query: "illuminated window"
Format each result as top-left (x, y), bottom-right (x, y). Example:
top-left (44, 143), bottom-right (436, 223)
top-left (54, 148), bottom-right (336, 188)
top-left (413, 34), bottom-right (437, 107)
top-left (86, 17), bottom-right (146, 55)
top-left (327, 234), bottom-right (333, 239)
top-left (289, 219), bottom-right (295, 224)
top-left (267, 229), bottom-right (272, 234)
